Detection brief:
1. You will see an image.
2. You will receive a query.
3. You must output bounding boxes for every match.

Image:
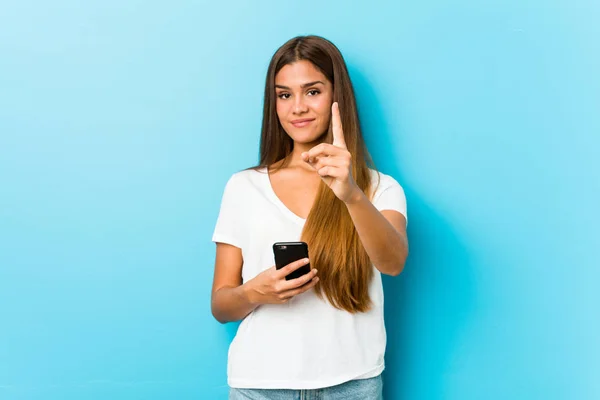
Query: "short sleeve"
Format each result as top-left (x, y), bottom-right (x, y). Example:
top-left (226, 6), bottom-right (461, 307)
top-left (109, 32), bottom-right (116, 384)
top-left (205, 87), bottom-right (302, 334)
top-left (371, 172), bottom-right (408, 226)
top-left (212, 174), bottom-right (244, 248)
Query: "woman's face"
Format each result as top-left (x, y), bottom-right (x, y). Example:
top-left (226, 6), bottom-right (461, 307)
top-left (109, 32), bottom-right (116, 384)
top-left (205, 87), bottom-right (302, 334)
top-left (275, 60), bottom-right (333, 145)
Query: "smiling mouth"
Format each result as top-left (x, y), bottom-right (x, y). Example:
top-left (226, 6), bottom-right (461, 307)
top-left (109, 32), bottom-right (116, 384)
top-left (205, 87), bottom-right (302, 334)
top-left (291, 119), bottom-right (315, 128)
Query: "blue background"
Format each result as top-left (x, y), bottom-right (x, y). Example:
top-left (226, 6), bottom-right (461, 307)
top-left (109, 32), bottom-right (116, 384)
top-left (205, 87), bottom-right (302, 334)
top-left (1, 1), bottom-right (598, 399)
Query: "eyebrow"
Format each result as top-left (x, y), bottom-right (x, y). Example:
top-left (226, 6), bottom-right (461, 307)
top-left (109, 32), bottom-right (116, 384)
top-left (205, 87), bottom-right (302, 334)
top-left (275, 81), bottom-right (325, 90)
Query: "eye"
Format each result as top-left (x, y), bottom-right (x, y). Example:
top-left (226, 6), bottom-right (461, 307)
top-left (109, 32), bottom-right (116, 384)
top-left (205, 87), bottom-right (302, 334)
top-left (277, 93), bottom-right (290, 99)
top-left (307, 89), bottom-right (320, 96)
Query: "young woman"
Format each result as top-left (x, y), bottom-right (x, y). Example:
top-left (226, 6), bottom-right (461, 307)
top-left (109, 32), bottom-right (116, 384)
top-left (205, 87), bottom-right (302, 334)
top-left (211, 35), bottom-right (408, 400)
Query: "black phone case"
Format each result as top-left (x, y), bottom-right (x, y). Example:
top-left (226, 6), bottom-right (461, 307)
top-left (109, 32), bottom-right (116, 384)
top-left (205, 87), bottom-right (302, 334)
top-left (273, 241), bottom-right (311, 281)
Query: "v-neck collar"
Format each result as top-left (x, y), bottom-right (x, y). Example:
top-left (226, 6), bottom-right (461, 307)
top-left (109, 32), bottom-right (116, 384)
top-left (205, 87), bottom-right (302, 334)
top-left (259, 166), bottom-right (307, 226)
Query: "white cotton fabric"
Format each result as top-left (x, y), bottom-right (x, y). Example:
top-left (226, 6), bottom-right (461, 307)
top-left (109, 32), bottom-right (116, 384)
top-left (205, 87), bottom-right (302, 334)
top-left (212, 167), bottom-right (407, 390)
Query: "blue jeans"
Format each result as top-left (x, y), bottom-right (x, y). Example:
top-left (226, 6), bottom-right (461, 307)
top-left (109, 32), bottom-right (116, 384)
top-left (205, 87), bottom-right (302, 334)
top-left (229, 374), bottom-right (383, 400)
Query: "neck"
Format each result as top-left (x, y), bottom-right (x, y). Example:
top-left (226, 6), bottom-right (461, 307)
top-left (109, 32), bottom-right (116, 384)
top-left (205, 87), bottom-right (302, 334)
top-left (288, 135), bottom-right (329, 166)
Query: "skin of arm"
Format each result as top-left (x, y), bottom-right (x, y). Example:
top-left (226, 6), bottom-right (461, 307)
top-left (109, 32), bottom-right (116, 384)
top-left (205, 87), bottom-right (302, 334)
top-left (211, 243), bottom-right (256, 324)
top-left (344, 189), bottom-right (408, 276)
top-left (211, 243), bottom-right (319, 323)
top-left (303, 102), bottom-right (408, 276)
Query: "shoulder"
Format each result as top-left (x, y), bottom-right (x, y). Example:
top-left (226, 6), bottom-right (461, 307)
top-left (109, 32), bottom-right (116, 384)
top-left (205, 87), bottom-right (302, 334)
top-left (368, 169), bottom-right (407, 221)
top-left (368, 168), bottom-right (403, 196)
top-left (221, 167), bottom-right (267, 194)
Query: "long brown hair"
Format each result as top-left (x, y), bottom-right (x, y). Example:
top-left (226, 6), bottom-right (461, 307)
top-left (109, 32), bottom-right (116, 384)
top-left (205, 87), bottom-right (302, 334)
top-left (256, 35), bottom-right (378, 313)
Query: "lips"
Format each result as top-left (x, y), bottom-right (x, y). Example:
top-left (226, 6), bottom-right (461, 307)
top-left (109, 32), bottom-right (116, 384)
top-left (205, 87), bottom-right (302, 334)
top-left (291, 118), bottom-right (315, 128)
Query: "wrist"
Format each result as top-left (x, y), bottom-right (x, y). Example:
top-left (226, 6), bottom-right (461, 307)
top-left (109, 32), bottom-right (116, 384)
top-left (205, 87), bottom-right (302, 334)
top-left (344, 185), bottom-right (365, 205)
top-left (240, 282), bottom-right (258, 307)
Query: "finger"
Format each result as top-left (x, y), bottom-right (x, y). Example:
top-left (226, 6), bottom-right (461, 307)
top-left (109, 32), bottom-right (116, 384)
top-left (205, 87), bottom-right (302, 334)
top-left (303, 143), bottom-right (343, 163)
top-left (280, 276), bottom-right (320, 299)
top-left (331, 102), bottom-right (346, 149)
top-left (317, 165), bottom-right (343, 178)
top-left (313, 155), bottom-right (348, 171)
top-left (285, 276), bottom-right (319, 298)
top-left (281, 267), bottom-right (318, 291)
top-left (305, 156), bottom-right (335, 172)
top-left (277, 257), bottom-right (310, 279)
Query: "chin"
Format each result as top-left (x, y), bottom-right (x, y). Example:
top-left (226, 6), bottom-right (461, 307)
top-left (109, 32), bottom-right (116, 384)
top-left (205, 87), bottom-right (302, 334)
top-left (286, 127), bottom-right (327, 144)
top-left (293, 136), bottom-right (321, 145)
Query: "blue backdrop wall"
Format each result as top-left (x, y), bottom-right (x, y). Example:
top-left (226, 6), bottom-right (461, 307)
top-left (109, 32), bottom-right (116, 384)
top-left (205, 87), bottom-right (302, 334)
top-left (1, 1), bottom-right (598, 399)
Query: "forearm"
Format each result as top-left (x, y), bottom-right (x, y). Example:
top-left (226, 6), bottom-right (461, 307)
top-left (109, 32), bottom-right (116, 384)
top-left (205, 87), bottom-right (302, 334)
top-left (345, 190), bottom-right (408, 276)
top-left (211, 284), bottom-right (258, 324)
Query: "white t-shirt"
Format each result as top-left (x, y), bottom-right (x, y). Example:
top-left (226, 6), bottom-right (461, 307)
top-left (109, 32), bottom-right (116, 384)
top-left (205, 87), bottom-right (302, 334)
top-left (212, 166), bottom-right (407, 390)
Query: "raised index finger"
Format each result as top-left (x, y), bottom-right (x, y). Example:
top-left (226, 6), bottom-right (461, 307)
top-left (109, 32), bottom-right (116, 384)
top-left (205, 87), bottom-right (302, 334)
top-left (331, 102), bottom-right (346, 149)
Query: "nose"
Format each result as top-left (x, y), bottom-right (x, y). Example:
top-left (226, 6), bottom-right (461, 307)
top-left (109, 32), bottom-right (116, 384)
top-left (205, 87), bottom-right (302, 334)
top-left (292, 96), bottom-right (309, 114)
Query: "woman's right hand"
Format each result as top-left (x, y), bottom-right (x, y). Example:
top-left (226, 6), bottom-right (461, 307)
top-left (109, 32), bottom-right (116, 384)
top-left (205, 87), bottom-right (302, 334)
top-left (244, 258), bottom-right (319, 305)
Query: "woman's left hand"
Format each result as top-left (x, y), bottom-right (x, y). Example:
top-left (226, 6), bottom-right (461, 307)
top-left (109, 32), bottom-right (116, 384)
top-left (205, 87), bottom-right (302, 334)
top-left (302, 102), bottom-right (363, 204)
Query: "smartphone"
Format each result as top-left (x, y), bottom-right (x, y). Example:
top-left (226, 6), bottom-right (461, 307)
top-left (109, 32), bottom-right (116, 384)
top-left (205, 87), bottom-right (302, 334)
top-left (273, 241), bottom-right (311, 281)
